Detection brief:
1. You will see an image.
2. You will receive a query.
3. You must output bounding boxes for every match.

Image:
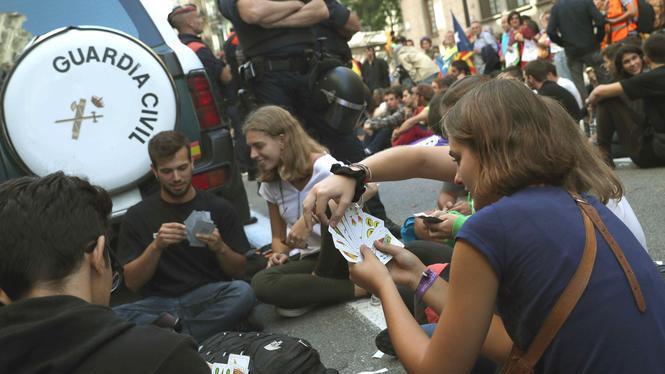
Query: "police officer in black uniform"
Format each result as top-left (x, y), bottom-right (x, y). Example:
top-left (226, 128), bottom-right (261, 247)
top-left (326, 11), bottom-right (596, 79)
top-left (311, 0), bottom-right (402, 236)
top-left (219, 0), bottom-right (367, 161)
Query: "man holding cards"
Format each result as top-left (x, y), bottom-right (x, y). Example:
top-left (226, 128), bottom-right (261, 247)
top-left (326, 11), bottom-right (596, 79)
top-left (114, 131), bottom-right (256, 343)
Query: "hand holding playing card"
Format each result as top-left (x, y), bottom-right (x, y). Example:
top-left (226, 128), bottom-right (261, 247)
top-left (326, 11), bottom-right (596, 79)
top-left (196, 228), bottom-right (227, 254)
top-left (154, 222), bottom-right (187, 250)
top-left (327, 205), bottom-right (399, 265)
top-left (184, 210), bottom-right (215, 247)
top-left (375, 240), bottom-right (428, 289)
top-left (348, 246), bottom-right (393, 296)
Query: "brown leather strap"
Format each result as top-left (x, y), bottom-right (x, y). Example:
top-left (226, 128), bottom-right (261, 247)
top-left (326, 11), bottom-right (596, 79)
top-left (574, 195), bottom-right (647, 313)
top-left (517, 201), bottom-right (597, 368)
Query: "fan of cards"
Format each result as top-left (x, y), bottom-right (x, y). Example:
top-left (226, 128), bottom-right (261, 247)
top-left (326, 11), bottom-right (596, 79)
top-left (328, 204), bottom-right (402, 264)
top-left (184, 210), bottom-right (216, 247)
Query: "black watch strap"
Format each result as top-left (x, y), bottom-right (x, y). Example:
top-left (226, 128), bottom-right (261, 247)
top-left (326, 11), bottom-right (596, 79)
top-left (330, 164), bottom-right (366, 203)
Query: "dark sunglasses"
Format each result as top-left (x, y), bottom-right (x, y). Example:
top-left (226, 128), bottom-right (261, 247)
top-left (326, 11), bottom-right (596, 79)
top-left (85, 238), bottom-right (123, 293)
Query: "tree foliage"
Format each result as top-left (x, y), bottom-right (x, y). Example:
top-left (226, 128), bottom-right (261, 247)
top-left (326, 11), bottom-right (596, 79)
top-left (340, 0), bottom-right (402, 32)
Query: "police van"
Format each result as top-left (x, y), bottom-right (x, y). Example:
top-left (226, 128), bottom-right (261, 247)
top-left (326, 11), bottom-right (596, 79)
top-left (0, 0), bottom-right (250, 223)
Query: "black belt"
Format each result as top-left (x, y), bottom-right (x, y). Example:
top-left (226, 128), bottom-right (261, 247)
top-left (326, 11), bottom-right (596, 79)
top-left (251, 55), bottom-right (309, 73)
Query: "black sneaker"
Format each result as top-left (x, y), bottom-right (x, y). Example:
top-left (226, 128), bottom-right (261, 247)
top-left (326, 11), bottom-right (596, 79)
top-left (374, 328), bottom-right (396, 356)
top-left (152, 312), bottom-right (182, 333)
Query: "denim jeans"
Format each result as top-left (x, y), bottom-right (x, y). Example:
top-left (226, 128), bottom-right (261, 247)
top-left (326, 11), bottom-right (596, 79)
top-left (113, 280), bottom-right (256, 343)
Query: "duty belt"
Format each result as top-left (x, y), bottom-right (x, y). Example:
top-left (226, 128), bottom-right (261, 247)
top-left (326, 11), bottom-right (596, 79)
top-left (240, 55), bottom-right (310, 81)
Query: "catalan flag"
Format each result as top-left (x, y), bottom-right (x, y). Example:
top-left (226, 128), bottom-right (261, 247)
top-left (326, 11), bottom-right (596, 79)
top-left (451, 12), bottom-right (476, 74)
top-left (190, 141), bottom-right (201, 161)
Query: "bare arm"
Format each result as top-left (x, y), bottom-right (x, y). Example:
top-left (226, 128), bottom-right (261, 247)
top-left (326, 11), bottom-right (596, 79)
top-left (123, 241), bottom-right (162, 292)
top-left (303, 146), bottom-right (456, 226)
top-left (237, 0), bottom-right (304, 25)
top-left (220, 65), bottom-right (233, 85)
top-left (123, 222), bottom-right (186, 292)
top-left (587, 82), bottom-right (624, 105)
top-left (395, 108), bottom-right (429, 135)
top-left (262, 0), bottom-right (329, 28)
top-left (607, 1), bottom-right (637, 24)
top-left (197, 228), bottom-right (247, 279)
top-left (337, 11), bottom-right (360, 39)
top-left (267, 202), bottom-right (289, 253)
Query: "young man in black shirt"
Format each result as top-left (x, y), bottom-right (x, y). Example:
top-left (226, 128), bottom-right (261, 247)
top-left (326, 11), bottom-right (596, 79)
top-left (588, 32), bottom-right (665, 168)
top-left (524, 60), bottom-right (583, 121)
top-left (113, 131), bottom-right (256, 342)
top-left (0, 173), bottom-right (210, 374)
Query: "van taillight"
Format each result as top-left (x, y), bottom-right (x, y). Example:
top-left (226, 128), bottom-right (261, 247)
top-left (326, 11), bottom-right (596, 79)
top-left (187, 73), bottom-right (221, 130)
top-left (192, 167), bottom-right (228, 190)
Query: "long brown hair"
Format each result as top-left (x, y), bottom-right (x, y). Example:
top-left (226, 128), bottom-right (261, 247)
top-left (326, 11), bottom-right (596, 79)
top-left (444, 79), bottom-right (622, 206)
top-left (243, 106), bottom-right (327, 183)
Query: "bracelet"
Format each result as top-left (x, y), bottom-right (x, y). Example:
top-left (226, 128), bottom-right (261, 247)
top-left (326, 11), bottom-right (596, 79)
top-left (330, 163), bottom-right (367, 203)
top-left (415, 269), bottom-right (438, 300)
top-left (349, 162), bottom-right (372, 183)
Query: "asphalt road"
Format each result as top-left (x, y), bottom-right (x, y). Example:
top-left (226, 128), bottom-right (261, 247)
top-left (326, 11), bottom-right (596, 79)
top-left (242, 159), bottom-right (665, 374)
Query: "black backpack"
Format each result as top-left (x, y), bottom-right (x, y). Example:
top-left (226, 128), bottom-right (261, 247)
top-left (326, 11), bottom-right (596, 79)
top-left (199, 331), bottom-right (339, 374)
top-left (636, 0), bottom-right (656, 33)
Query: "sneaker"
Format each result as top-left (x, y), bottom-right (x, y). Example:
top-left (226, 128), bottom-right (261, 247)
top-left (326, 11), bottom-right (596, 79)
top-left (275, 305), bottom-right (315, 318)
top-left (374, 328), bottom-right (396, 356)
top-left (152, 312), bottom-right (182, 333)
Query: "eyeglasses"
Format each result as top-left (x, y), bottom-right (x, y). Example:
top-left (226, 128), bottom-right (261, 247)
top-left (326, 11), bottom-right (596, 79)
top-left (85, 238), bottom-right (123, 293)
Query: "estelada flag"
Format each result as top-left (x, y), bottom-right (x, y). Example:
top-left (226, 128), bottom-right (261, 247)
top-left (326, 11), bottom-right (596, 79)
top-left (451, 12), bottom-right (476, 74)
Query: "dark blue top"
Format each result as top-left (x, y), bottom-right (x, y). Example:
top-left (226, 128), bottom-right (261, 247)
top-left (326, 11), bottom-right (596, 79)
top-left (218, 0), bottom-right (315, 58)
top-left (457, 186), bottom-right (665, 373)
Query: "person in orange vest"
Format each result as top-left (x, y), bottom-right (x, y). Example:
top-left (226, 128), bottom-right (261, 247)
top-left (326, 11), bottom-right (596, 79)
top-left (168, 4), bottom-right (232, 87)
top-left (601, 0), bottom-right (638, 48)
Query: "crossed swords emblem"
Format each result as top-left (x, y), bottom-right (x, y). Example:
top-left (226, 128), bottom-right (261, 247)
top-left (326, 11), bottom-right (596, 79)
top-left (54, 96), bottom-right (104, 140)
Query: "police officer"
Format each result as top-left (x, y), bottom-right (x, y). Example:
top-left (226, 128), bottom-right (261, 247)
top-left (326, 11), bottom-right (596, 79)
top-left (218, 0), bottom-right (368, 161)
top-left (169, 5), bottom-right (254, 224)
top-left (169, 5), bottom-right (232, 99)
top-left (311, 1), bottom-right (402, 236)
top-left (219, 0), bottom-right (400, 236)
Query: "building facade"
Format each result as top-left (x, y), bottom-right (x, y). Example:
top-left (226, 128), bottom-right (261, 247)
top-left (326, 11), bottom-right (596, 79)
top-left (399, 0), bottom-right (553, 46)
top-left (0, 12), bottom-right (32, 69)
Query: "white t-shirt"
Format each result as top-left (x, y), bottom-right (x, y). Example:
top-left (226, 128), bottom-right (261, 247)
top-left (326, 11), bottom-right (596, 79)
top-left (557, 77), bottom-right (584, 109)
top-left (258, 154), bottom-right (338, 250)
top-left (606, 197), bottom-right (649, 252)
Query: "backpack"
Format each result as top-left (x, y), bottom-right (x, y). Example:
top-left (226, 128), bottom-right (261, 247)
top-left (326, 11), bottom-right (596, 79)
top-left (645, 0), bottom-right (665, 29)
top-left (636, 0), bottom-right (657, 33)
top-left (199, 331), bottom-right (339, 374)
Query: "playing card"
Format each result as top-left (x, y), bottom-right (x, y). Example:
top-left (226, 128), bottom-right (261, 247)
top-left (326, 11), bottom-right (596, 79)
top-left (184, 210), bottom-right (212, 247)
top-left (227, 354), bottom-right (250, 373)
top-left (329, 205), bottom-right (393, 265)
top-left (192, 219), bottom-right (215, 236)
top-left (328, 225), bottom-right (361, 262)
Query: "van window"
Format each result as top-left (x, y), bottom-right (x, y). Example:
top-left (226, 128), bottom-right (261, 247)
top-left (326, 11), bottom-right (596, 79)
top-left (0, 0), bottom-right (162, 47)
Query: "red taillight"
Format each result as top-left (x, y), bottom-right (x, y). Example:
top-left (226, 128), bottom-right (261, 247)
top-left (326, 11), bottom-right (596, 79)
top-left (187, 73), bottom-right (221, 130)
top-left (192, 167), bottom-right (228, 190)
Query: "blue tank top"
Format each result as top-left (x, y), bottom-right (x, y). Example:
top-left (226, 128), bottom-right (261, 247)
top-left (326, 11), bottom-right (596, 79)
top-left (457, 186), bottom-right (665, 373)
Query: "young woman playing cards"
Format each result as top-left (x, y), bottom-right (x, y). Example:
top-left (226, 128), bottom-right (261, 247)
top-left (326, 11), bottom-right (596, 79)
top-left (245, 105), bottom-right (371, 317)
top-left (303, 80), bottom-right (665, 373)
